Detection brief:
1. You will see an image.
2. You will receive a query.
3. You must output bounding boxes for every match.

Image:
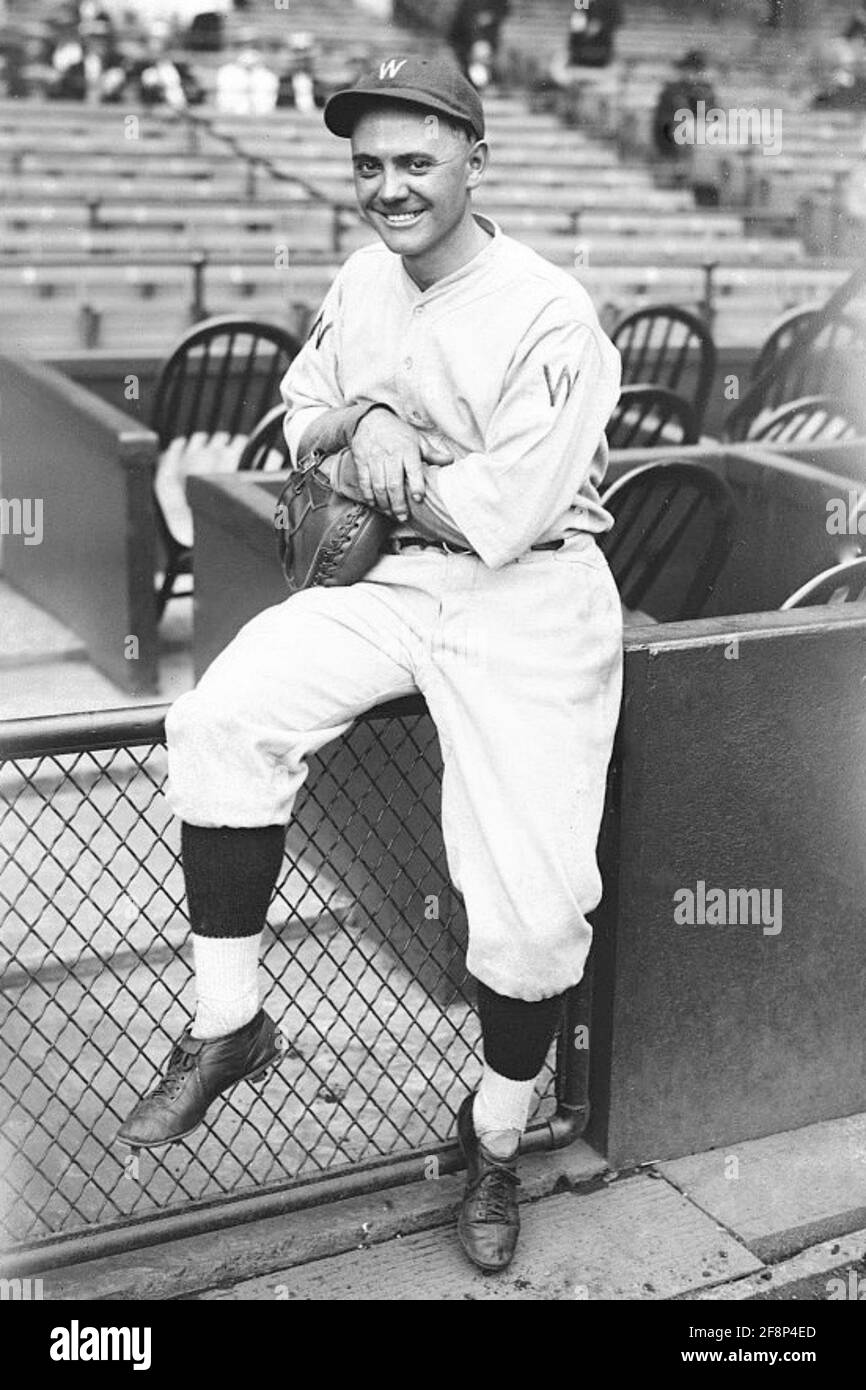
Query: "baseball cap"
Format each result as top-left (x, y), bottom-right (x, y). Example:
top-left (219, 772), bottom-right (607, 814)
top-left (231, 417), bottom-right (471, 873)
top-left (324, 55), bottom-right (485, 142)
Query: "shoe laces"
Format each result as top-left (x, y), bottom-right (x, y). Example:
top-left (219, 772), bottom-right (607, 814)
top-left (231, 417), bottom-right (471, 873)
top-left (471, 1164), bottom-right (520, 1223)
top-left (148, 1044), bottom-right (196, 1103)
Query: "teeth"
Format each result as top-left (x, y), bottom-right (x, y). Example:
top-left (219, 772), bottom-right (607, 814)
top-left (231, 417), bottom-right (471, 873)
top-left (383, 212), bottom-right (421, 224)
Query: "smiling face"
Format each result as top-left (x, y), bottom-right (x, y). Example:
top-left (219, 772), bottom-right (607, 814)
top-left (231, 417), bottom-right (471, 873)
top-left (350, 103), bottom-right (488, 287)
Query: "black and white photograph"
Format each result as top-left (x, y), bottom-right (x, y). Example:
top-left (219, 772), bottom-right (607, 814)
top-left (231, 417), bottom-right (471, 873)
top-left (0, 0), bottom-right (864, 1343)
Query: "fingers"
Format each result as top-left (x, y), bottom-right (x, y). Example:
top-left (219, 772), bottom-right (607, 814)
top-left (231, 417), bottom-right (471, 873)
top-left (352, 416), bottom-right (445, 518)
top-left (419, 438), bottom-right (454, 466)
top-left (365, 448), bottom-right (408, 520)
top-left (403, 449), bottom-right (426, 505)
top-left (352, 452), bottom-right (375, 507)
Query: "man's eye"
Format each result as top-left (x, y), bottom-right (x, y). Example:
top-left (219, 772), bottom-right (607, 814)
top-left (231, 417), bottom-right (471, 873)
top-left (409, 160), bottom-right (432, 172)
top-left (355, 161), bottom-right (379, 176)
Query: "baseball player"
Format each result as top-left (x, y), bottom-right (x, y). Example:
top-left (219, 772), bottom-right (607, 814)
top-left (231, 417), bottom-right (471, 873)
top-left (119, 55), bottom-right (623, 1274)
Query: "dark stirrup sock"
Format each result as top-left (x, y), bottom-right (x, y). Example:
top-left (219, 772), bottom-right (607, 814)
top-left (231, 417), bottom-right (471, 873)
top-left (180, 823), bottom-right (286, 938)
top-left (476, 980), bottom-right (567, 1081)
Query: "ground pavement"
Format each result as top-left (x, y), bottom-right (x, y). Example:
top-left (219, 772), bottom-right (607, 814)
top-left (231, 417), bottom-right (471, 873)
top-left (34, 1108), bottom-right (866, 1302)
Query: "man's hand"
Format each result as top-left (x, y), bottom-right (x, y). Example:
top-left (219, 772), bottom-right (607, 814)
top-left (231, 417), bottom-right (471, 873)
top-left (352, 408), bottom-right (453, 522)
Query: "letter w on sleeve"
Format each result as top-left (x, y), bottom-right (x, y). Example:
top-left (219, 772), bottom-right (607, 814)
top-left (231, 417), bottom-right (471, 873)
top-left (429, 307), bottom-right (621, 568)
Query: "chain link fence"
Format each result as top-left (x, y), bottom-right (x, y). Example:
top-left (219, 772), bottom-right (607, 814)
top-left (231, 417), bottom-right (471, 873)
top-left (1, 703), bottom-right (585, 1269)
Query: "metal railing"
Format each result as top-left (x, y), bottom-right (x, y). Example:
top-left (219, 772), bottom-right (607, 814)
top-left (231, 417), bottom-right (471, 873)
top-left (0, 703), bottom-right (588, 1273)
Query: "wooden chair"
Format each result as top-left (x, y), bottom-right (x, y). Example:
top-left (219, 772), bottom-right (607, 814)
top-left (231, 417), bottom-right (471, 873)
top-left (151, 316), bottom-right (299, 617)
top-left (745, 395), bottom-right (865, 446)
top-left (599, 460), bottom-right (737, 621)
top-left (781, 557), bottom-right (866, 609)
top-left (607, 385), bottom-right (699, 451)
top-left (237, 404), bottom-right (293, 472)
top-left (724, 263), bottom-right (866, 442)
top-left (611, 303), bottom-right (717, 429)
top-left (750, 305), bottom-right (820, 382)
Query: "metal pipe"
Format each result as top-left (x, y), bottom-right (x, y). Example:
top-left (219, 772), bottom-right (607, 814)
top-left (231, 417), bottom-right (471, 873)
top-left (2, 1108), bottom-right (582, 1277)
top-left (0, 696), bottom-right (432, 760)
top-left (0, 704), bottom-right (169, 758)
top-left (702, 261), bottom-right (718, 330)
top-left (189, 250), bottom-right (208, 322)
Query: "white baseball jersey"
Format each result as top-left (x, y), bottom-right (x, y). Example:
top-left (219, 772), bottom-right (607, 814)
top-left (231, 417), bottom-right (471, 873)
top-left (169, 215), bottom-right (625, 999)
top-left (280, 214), bottom-right (621, 569)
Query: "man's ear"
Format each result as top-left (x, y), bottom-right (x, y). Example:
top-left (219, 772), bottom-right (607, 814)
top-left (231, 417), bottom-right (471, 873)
top-left (465, 139), bottom-right (489, 190)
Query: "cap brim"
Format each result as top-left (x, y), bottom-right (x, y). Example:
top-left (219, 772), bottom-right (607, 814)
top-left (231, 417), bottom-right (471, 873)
top-left (324, 86), bottom-right (482, 139)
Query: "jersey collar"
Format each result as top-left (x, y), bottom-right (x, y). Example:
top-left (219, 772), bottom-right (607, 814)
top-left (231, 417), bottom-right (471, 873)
top-left (399, 213), bottom-right (502, 302)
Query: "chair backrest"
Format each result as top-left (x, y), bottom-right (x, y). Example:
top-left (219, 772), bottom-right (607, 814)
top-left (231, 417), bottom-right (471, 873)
top-left (151, 315), bottom-right (299, 451)
top-left (607, 384), bottom-right (699, 451)
top-left (724, 262), bottom-right (866, 441)
top-left (237, 404), bottom-right (293, 471)
top-left (780, 557), bottom-right (866, 609)
top-left (750, 305), bottom-right (820, 382)
top-left (598, 459), bottom-right (737, 621)
top-left (611, 303), bottom-right (717, 426)
top-left (745, 394), bottom-right (865, 446)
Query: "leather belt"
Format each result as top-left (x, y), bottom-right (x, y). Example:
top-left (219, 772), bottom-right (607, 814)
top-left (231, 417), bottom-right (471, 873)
top-left (385, 536), bottom-right (565, 556)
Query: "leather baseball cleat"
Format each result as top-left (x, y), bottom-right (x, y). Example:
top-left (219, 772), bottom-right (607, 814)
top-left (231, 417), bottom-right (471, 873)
top-left (116, 1008), bottom-right (281, 1149)
top-left (456, 1092), bottom-right (521, 1273)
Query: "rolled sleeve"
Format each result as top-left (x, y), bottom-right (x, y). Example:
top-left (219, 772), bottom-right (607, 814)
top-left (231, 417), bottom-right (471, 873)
top-left (432, 313), bottom-right (621, 568)
top-left (279, 271), bottom-right (346, 466)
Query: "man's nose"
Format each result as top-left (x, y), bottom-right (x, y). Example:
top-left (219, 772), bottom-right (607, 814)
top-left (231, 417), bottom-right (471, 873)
top-left (379, 165), bottom-right (409, 202)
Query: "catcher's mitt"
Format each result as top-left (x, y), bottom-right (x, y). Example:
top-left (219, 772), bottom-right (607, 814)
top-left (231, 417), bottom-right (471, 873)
top-left (274, 449), bottom-right (395, 594)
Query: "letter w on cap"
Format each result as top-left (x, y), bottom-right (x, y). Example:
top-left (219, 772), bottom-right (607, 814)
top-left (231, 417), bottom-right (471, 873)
top-left (379, 58), bottom-right (408, 80)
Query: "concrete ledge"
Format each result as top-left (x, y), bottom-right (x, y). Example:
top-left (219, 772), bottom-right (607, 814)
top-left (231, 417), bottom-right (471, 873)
top-left (658, 1113), bottom-right (866, 1262)
top-left (39, 1141), bottom-right (606, 1302)
top-left (683, 1229), bottom-right (866, 1301)
top-left (197, 1173), bottom-right (761, 1302)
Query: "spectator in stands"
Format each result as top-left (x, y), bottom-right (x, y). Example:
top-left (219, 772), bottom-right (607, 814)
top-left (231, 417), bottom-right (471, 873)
top-left (448, 0), bottom-right (510, 88)
top-left (47, 13), bottom-right (128, 102)
top-left (566, 0), bottom-right (623, 69)
top-left (127, 17), bottom-right (204, 108)
top-left (842, 132), bottom-right (866, 247)
top-left (844, 0), bottom-right (866, 43)
top-left (812, 11), bottom-right (866, 109)
top-left (216, 33), bottom-right (278, 115)
top-left (276, 32), bottom-right (323, 112)
top-left (0, 37), bottom-right (28, 97)
top-left (652, 49), bottom-right (718, 160)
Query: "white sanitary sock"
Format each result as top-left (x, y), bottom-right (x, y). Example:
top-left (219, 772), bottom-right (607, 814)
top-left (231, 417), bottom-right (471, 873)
top-left (473, 1065), bottom-right (538, 1159)
top-left (191, 933), bottom-right (261, 1039)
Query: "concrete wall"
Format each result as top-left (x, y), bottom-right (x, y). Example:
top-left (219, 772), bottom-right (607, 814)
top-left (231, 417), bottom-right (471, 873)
top-left (0, 353), bottom-right (159, 693)
top-left (590, 607), bottom-right (866, 1166)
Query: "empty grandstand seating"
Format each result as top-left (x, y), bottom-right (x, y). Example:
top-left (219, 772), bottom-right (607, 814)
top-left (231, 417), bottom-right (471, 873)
top-left (0, 1), bottom-right (860, 356)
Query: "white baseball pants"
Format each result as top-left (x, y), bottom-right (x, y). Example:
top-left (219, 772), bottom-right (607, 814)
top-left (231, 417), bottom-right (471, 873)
top-left (166, 535), bottom-right (623, 1001)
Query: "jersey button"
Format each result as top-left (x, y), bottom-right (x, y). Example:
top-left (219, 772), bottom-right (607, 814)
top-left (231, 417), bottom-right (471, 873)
top-left (413, 305), bottom-right (424, 316)
top-left (404, 356), bottom-right (413, 370)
